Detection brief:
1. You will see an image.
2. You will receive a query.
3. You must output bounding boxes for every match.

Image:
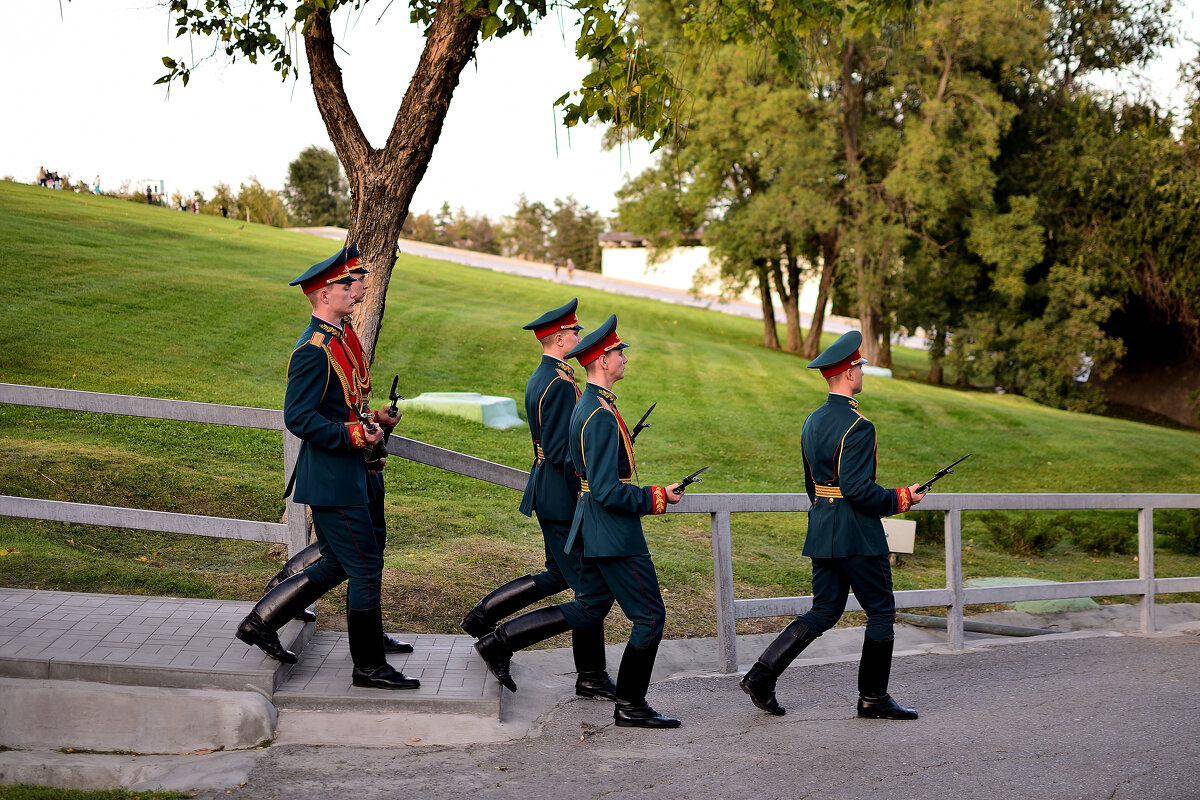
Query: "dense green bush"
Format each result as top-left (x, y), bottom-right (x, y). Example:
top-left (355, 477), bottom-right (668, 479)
top-left (1069, 515), bottom-right (1136, 555)
top-left (900, 510), bottom-right (944, 546)
top-left (1158, 510), bottom-right (1200, 555)
top-left (979, 512), bottom-right (1065, 557)
top-left (978, 511), bottom-right (1138, 557)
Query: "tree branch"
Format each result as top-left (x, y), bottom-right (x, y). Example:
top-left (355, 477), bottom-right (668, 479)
top-left (303, 11), bottom-right (372, 184)
top-left (382, 0), bottom-right (488, 166)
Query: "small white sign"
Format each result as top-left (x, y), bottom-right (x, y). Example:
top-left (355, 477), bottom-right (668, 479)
top-left (883, 519), bottom-right (916, 554)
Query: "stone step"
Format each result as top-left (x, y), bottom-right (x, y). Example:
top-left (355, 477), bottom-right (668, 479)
top-left (273, 631), bottom-right (498, 715)
top-left (0, 589), bottom-right (502, 752)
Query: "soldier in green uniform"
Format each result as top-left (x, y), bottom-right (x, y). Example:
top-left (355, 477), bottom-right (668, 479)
top-left (473, 315), bottom-right (685, 728)
top-left (234, 246), bottom-right (419, 690)
top-left (459, 299), bottom-right (618, 700)
top-left (741, 330), bottom-right (925, 719)
top-left (254, 244), bottom-right (414, 654)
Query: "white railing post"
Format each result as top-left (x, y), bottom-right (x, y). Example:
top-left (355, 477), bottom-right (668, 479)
top-left (711, 511), bottom-right (738, 673)
top-left (1139, 506), bottom-right (1156, 634)
top-left (283, 431), bottom-right (309, 557)
top-left (944, 507), bottom-right (964, 651)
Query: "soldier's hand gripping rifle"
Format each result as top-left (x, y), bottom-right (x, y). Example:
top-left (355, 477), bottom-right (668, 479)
top-left (357, 376), bottom-right (403, 471)
top-left (916, 454), bottom-right (971, 494)
top-left (631, 402), bottom-right (656, 442)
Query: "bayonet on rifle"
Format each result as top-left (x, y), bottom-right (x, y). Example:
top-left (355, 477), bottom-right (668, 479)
top-left (631, 402), bottom-right (657, 442)
top-left (677, 465), bottom-right (710, 493)
top-left (388, 374), bottom-right (405, 415)
top-left (916, 454), bottom-right (971, 494)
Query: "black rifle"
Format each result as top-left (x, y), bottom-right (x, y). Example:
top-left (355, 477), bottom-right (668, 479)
top-left (631, 402), bottom-right (656, 442)
top-left (388, 374), bottom-right (405, 413)
top-left (916, 454), bottom-right (971, 494)
top-left (676, 465), bottom-right (710, 494)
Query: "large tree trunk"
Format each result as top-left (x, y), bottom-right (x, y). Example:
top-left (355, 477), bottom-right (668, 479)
top-left (303, 3), bottom-right (485, 365)
top-left (802, 229), bottom-right (839, 359)
top-left (856, 252), bottom-right (883, 365)
top-left (770, 248), bottom-right (803, 353)
top-left (928, 326), bottom-right (946, 384)
top-left (757, 261), bottom-right (780, 350)
top-left (878, 304), bottom-right (892, 368)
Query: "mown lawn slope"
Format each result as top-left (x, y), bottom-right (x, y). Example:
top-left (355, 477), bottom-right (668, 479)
top-left (1, 180), bottom-right (1197, 639)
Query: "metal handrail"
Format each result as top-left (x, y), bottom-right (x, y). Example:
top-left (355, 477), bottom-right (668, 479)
top-left (3, 382), bottom-right (1199, 671)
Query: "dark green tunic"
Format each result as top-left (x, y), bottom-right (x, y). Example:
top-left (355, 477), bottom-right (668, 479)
top-left (518, 355), bottom-right (582, 521)
top-left (564, 383), bottom-right (666, 558)
top-left (283, 316), bottom-right (370, 507)
top-left (801, 393), bottom-right (909, 558)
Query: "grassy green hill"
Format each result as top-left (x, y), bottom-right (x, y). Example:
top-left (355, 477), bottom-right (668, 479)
top-left (1, 180), bottom-right (1197, 640)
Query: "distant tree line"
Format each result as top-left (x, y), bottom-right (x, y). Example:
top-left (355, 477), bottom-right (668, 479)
top-left (616, 0), bottom-right (1198, 415)
top-left (402, 194), bottom-right (606, 272)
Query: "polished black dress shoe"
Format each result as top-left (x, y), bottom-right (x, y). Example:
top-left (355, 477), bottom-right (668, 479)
top-left (382, 633), bottom-right (414, 653)
top-left (294, 607), bottom-right (317, 623)
top-left (740, 663), bottom-right (785, 716)
top-left (235, 612), bottom-right (298, 664)
top-left (857, 694), bottom-right (918, 720)
top-left (614, 702), bottom-right (681, 728)
top-left (575, 671), bottom-right (618, 701)
top-left (352, 664), bottom-right (421, 690)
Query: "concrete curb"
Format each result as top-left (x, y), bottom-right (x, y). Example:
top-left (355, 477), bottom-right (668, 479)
top-left (0, 678), bottom-right (276, 753)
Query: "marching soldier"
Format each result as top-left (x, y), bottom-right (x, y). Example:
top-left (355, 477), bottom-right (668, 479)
top-left (474, 315), bottom-right (685, 729)
top-left (460, 299), bottom-right (618, 700)
top-left (234, 246), bottom-right (419, 690)
top-left (255, 244), bottom-right (414, 654)
top-left (740, 330), bottom-right (924, 718)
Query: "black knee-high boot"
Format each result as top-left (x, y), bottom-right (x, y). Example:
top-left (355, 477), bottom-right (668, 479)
top-left (856, 637), bottom-right (917, 719)
top-left (460, 574), bottom-right (549, 638)
top-left (612, 642), bottom-right (680, 728)
top-left (740, 619), bottom-right (820, 716)
top-left (235, 571), bottom-right (324, 663)
top-left (347, 606), bottom-right (420, 690)
top-left (264, 542), bottom-right (322, 622)
top-left (572, 625), bottom-right (617, 700)
top-left (474, 606), bottom-right (569, 692)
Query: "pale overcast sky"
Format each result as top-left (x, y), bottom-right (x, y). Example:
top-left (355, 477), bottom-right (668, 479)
top-left (1, 2), bottom-right (1195, 221)
top-left (1, 1), bottom-right (652, 219)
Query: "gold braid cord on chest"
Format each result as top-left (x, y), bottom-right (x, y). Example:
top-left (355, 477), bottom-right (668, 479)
top-left (320, 339), bottom-right (369, 411)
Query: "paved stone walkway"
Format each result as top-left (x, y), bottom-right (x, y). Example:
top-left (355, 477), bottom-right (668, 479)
top-left (0, 588), bottom-right (496, 712)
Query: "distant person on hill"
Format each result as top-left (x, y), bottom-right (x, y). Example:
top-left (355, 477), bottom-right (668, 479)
top-left (460, 298), bottom-right (619, 703)
top-left (37, 166), bottom-right (47, 187)
top-left (220, 203), bottom-right (228, 218)
top-left (740, 329), bottom-right (925, 720)
top-left (553, 259), bottom-right (560, 280)
top-left (566, 256), bottom-right (575, 281)
top-left (234, 245), bottom-right (419, 692)
top-left (93, 176), bottom-right (100, 195)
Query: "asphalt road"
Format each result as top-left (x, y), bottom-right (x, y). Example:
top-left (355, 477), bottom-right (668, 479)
top-left (192, 633), bottom-right (1200, 800)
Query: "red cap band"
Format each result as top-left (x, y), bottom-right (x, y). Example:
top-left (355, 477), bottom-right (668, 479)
top-left (819, 349), bottom-right (865, 378)
top-left (533, 312), bottom-right (580, 340)
top-left (575, 328), bottom-right (623, 366)
top-left (300, 264), bottom-right (356, 294)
